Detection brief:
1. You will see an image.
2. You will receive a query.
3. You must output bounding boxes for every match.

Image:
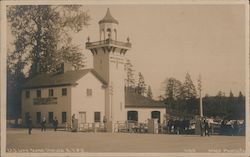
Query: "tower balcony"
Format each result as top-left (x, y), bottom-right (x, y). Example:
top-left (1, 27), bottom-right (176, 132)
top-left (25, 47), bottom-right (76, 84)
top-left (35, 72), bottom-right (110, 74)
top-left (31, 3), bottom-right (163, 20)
top-left (86, 38), bottom-right (132, 50)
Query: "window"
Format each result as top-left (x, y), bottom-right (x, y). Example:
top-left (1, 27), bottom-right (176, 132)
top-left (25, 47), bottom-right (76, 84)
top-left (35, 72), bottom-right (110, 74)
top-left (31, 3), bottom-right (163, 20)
top-left (36, 112), bottom-right (41, 124)
top-left (86, 89), bottom-right (92, 96)
top-left (107, 28), bottom-right (111, 32)
top-left (48, 112), bottom-right (53, 123)
top-left (94, 112), bottom-right (101, 122)
top-left (25, 90), bottom-right (30, 98)
top-left (62, 88), bottom-right (67, 96)
top-left (62, 112), bottom-right (67, 123)
top-left (36, 90), bottom-right (41, 98)
top-left (48, 89), bottom-right (54, 97)
top-left (127, 111), bottom-right (138, 122)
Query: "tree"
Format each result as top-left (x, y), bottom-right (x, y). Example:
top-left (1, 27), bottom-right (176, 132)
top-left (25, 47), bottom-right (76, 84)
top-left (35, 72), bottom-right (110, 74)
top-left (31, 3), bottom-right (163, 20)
top-left (164, 77), bottom-right (182, 112)
top-left (182, 73), bottom-right (197, 99)
top-left (7, 5), bottom-right (90, 78)
top-left (7, 5), bottom-right (90, 119)
top-left (203, 91), bottom-right (245, 120)
top-left (164, 77), bottom-right (182, 101)
top-left (237, 91), bottom-right (245, 119)
top-left (226, 90), bottom-right (235, 119)
top-left (147, 85), bottom-right (153, 99)
top-left (137, 72), bottom-right (147, 96)
top-left (124, 58), bottom-right (135, 88)
top-left (181, 73), bottom-right (198, 116)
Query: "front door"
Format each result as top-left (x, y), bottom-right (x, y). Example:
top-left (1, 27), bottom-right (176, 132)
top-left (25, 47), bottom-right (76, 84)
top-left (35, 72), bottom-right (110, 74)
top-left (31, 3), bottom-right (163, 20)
top-left (151, 111), bottom-right (161, 123)
top-left (79, 112), bottom-right (86, 124)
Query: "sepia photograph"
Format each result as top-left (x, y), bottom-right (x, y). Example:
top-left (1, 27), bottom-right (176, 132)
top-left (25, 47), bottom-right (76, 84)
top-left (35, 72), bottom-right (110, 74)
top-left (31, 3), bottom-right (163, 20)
top-left (1, 0), bottom-right (249, 156)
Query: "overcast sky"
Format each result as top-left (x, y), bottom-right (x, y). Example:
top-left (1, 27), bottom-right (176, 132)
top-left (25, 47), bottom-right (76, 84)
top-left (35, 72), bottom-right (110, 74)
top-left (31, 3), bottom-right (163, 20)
top-left (73, 4), bottom-right (246, 98)
top-left (6, 4), bottom-right (246, 98)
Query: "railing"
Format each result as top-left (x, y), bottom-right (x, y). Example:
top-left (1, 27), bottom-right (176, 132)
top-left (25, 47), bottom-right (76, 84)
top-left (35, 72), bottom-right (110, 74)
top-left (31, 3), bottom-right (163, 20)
top-left (77, 123), bottom-right (106, 132)
top-left (86, 39), bottom-right (131, 48)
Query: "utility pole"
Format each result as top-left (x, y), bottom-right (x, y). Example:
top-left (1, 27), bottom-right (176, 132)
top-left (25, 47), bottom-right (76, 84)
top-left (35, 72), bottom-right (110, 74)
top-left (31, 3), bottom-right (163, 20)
top-left (197, 74), bottom-right (203, 117)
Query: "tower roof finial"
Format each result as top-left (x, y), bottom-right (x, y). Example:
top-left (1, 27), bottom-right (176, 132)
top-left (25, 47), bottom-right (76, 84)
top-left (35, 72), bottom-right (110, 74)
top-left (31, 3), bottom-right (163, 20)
top-left (99, 8), bottom-right (119, 24)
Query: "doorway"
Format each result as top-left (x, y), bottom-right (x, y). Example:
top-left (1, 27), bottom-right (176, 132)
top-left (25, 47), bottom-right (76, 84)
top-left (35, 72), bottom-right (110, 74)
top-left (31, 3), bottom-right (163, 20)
top-left (151, 111), bottom-right (161, 123)
top-left (79, 112), bottom-right (86, 124)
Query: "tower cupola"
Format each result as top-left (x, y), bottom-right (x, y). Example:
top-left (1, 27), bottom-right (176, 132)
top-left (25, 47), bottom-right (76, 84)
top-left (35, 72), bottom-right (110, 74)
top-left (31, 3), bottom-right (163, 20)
top-left (99, 8), bottom-right (119, 40)
top-left (99, 8), bottom-right (119, 24)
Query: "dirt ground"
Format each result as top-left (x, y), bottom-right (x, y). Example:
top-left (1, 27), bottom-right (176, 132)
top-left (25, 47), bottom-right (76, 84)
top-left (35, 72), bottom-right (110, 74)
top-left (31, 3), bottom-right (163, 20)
top-left (6, 128), bottom-right (245, 153)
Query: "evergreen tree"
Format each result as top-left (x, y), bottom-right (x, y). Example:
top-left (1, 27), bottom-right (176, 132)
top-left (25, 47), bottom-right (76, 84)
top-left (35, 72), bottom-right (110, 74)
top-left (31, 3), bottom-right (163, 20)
top-left (124, 59), bottom-right (135, 89)
top-left (137, 72), bottom-right (147, 96)
top-left (147, 85), bottom-right (153, 99)
top-left (181, 73), bottom-right (198, 116)
top-left (164, 77), bottom-right (182, 112)
top-left (226, 90), bottom-right (235, 119)
top-left (182, 73), bottom-right (197, 99)
top-left (237, 91), bottom-right (245, 119)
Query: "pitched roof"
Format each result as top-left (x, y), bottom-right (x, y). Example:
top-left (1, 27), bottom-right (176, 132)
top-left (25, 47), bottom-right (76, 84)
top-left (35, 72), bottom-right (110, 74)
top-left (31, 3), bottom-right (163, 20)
top-left (125, 89), bottom-right (166, 108)
top-left (99, 8), bottom-right (119, 24)
top-left (23, 69), bottom-right (107, 89)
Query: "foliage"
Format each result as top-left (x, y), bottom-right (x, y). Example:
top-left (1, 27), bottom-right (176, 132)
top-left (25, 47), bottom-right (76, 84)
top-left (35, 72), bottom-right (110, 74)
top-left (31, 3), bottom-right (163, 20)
top-left (136, 72), bottom-right (147, 96)
top-left (163, 74), bottom-right (245, 120)
top-left (203, 91), bottom-right (245, 120)
top-left (124, 58), bottom-right (135, 88)
top-left (7, 5), bottom-right (90, 118)
top-left (7, 5), bottom-right (90, 77)
top-left (147, 85), bottom-right (153, 99)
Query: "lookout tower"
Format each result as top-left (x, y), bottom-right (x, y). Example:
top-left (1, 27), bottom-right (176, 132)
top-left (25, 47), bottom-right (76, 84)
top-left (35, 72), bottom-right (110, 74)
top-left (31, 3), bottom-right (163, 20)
top-left (86, 8), bottom-right (131, 125)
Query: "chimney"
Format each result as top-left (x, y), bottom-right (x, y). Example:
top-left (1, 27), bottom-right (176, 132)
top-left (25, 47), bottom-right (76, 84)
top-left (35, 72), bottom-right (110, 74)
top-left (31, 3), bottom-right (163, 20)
top-left (60, 62), bottom-right (73, 73)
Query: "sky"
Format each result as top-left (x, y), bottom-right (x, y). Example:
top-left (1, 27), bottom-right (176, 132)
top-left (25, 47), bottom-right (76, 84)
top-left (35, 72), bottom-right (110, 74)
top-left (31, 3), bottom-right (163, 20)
top-left (72, 4), bottom-right (246, 98)
top-left (6, 4), bottom-right (246, 99)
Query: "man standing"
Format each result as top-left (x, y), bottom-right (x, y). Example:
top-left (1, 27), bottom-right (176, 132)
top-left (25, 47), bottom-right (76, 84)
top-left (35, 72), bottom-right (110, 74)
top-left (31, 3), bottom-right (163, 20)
top-left (27, 116), bottom-right (32, 135)
top-left (199, 117), bottom-right (204, 136)
top-left (41, 117), bottom-right (46, 132)
top-left (204, 118), bottom-right (210, 136)
top-left (53, 117), bottom-right (58, 131)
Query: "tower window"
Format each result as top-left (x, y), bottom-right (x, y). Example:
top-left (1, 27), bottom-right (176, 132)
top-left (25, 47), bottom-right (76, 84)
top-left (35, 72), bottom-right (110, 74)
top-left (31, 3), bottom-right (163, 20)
top-left (107, 28), bottom-right (111, 39)
top-left (107, 28), bottom-right (111, 32)
top-left (86, 89), bottom-right (92, 96)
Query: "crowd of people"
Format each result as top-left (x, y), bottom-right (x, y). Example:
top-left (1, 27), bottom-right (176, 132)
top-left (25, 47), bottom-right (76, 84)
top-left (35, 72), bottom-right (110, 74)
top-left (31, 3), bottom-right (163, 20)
top-left (25, 115), bottom-right (245, 136)
top-left (199, 117), bottom-right (212, 136)
top-left (165, 119), bottom-right (192, 134)
top-left (220, 119), bottom-right (245, 136)
top-left (164, 117), bottom-right (245, 136)
top-left (26, 116), bottom-right (59, 135)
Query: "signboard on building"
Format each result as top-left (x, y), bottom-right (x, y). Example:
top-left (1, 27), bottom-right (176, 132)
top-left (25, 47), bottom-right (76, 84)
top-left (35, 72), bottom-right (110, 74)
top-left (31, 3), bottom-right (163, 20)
top-left (33, 97), bottom-right (57, 105)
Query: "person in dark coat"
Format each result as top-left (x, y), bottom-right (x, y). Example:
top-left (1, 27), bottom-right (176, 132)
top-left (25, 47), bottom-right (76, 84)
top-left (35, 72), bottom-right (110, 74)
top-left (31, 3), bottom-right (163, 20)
top-left (204, 119), bottom-right (210, 136)
top-left (200, 117), bottom-right (205, 136)
top-left (41, 117), bottom-right (46, 132)
top-left (53, 117), bottom-right (58, 131)
top-left (27, 116), bottom-right (32, 135)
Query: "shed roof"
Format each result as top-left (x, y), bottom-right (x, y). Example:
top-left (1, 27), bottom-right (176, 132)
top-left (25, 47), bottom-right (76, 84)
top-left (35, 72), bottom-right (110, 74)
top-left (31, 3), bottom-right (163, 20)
top-left (125, 90), bottom-right (166, 108)
top-left (23, 69), bottom-right (107, 89)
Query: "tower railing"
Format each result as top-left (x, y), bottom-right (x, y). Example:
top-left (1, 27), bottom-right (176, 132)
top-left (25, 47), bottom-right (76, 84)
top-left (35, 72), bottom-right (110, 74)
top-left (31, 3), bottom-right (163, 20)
top-left (86, 39), bottom-right (131, 48)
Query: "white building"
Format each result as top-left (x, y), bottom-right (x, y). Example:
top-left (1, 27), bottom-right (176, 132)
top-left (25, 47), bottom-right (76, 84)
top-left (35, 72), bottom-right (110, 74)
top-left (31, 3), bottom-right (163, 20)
top-left (21, 9), bottom-right (165, 129)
